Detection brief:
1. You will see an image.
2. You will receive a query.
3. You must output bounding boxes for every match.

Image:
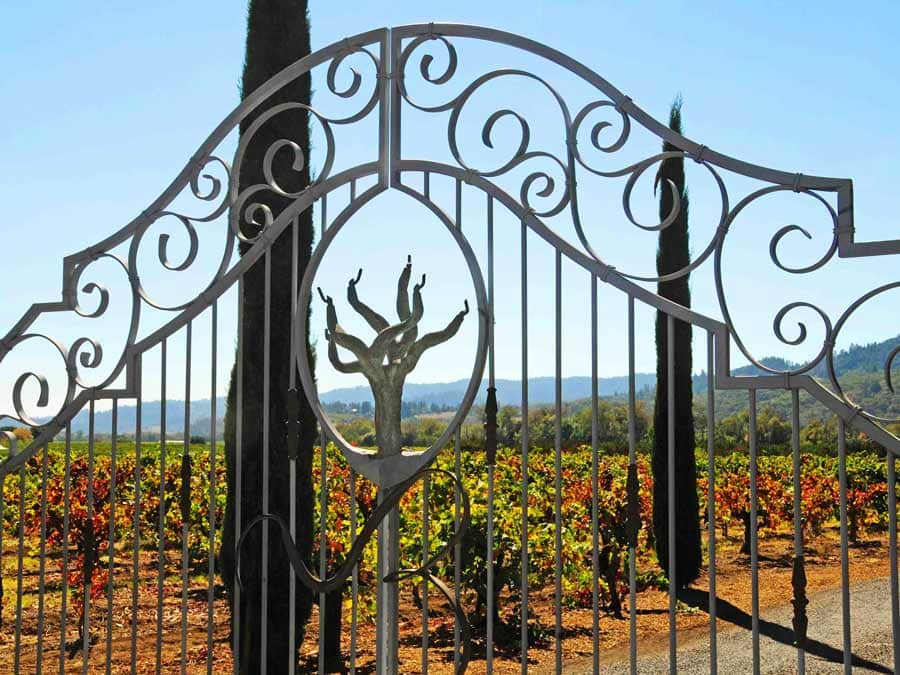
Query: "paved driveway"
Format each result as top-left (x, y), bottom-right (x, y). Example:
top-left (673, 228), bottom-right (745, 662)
top-left (572, 577), bottom-right (895, 673)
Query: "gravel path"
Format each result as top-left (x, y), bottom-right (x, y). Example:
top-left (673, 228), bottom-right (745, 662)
top-left (578, 577), bottom-right (896, 673)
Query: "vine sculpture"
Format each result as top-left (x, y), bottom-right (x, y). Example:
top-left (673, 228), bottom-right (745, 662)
top-left (318, 255), bottom-right (469, 457)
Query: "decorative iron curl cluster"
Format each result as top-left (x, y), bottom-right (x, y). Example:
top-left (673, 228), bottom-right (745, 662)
top-left (397, 34), bottom-right (734, 281)
top-left (0, 152), bottom-right (232, 428)
top-left (0, 41), bottom-right (385, 432)
top-left (712, 184), bottom-right (900, 424)
top-left (132, 155), bottom-right (234, 311)
top-left (396, 30), bottom-right (898, 426)
top-left (229, 44), bottom-right (381, 244)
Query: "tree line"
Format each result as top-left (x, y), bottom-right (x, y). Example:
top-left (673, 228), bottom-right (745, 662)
top-left (333, 400), bottom-right (896, 456)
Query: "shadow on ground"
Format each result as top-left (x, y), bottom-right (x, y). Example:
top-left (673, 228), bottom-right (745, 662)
top-left (678, 587), bottom-right (891, 674)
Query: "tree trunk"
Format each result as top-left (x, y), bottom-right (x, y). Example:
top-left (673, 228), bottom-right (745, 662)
top-left (373, 386), bottom-right (403, 457)
top-left (219, 2), bottom-right (316, 673)
top-left (651, 97), bottom-right (702, 587)
top-left (320, 584), bottom-right (346, 673)
top-left (740, 510), bottom-right (752, 555)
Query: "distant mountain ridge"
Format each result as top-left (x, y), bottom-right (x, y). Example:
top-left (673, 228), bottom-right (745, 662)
top-left (50, 335), bottom-right (897, 434)
top-left (319, 374), bottom-right (657, 408)
top-left (52, 398), bottom-right (228, 437)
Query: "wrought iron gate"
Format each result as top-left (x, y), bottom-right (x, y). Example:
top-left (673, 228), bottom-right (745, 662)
top-left (1, 23), bottom-right (898, 674)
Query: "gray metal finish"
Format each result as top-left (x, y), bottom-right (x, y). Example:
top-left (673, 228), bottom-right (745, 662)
top-left (666, 315), bottom-right (676, 672)
top-left (749, 390), bottom-right (761, 674)
top-left (705, 331), bottom-right (718, 674)
top-left (0, 21), bottom-right (897, 675)
top-left (591, 276), bottom-right (602, 674)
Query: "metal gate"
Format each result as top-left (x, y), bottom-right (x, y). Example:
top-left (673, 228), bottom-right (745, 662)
top-left (1, 23), bottom-right (898, 674)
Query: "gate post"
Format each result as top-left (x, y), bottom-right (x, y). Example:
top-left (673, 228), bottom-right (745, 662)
top-left (376, 499), bottom-right (400, 674)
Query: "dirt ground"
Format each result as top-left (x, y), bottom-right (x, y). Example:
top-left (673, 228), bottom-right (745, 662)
top-left (0, 526), bottom-right (892, 673)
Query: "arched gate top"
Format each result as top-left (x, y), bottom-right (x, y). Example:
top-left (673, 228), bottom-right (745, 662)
top-left (1, 23), bottom-right (897, 470)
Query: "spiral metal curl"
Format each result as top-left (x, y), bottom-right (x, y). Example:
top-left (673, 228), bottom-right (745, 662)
top-left (825, 281), bottom-right (900, 424)
top-left (713, 185), bottom-right (843, 379)
top-left (397, 34), bottom-right (734, 284)
top-left (7, 334), bottom-right (71, 427)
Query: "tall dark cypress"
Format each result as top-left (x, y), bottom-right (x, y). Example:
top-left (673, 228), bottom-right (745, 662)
top-left (219, 2), bottom-right (316, 672)
top-left (651, 97), bottom-right (702, 586)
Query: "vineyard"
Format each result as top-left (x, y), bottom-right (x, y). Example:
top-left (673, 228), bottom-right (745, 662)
top-left (0, 440), bottom-right (894, 671)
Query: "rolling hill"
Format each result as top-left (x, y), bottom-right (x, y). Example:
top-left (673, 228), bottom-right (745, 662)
top-left (45, 335), bottom-right (897, 436)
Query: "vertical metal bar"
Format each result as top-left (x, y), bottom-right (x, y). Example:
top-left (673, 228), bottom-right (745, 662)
top-left (131, 388), bottom-right (142, 675)
top-left (791, 389), bottom-right (808, 673)
top-left (421, 474), bottom-right (430, 674)
top-left (208, 302), bottom-right (218, 675)
top-left (181, 322), bottom-right (193, 675)
top-left (318, 433), bottom-right (327, 675)
top-left (888, 452), bottom-right (900, 673)
top-left (790, 390), bottom-right (806, 674)
top-left (627, 296), bottom-right (637, 675)
top-left (520, 219), bottom-right (529, 673)
top-left (14, 460), bottom-right (25, 673)
top-left (486, 193), bottom-right (496, 675)
top-left (666, 315), bottom-right (676, 673)
top-left (349, 468), bottom-right (358, 675)
top-left (105, 402), bottom-right (119, 674)
top-left (317, 203), bottom-right (327, 675)
top-left (61, 423), bottom-right (73, 675)
top-left (233, 279), bottom-right (244, 674)
top-left (261, 248), bottom-right (272, 674)
top-left (453, 429), bottom-right (461, 667)
top-left (36, 442), bottom-right (50, 673)
top-left (130, 388), bottom-right (143, 675)
top-left (374, 102), bottom-right (399, 663)
top-left (156, 339), bottom-right (168, 673)
top-left (553, 250), bottom-right (563, 675)
top-left (0, 470), bottom-right (3, 634)
top-left (706, 331), bottom-right (717, 675)
top-left (590, 276), bottom-right (600, 675)
top-left (376, 496), bottom-right (399, 674)
top-left (837, 418), bottom-right (851, 674)
top-left (83, 397), bottom-right (96, 675)
top-left (749, 389), bottom-right (760, 675)
top-left (0, 470), bottom-right (3, 636)
top-left (289, 212), bottom-right (300, 675)
top-left (453, 176), bottom-right (463, 672)
top-left (386, 26), bottom-right (399, 187)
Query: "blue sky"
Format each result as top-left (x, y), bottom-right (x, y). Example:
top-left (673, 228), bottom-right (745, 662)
top-left (0, 2), bottom-right (898, 421)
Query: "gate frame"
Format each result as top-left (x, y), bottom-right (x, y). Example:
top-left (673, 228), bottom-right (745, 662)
top-left (0, 22), bottom-right (899, 675)
top-left (1, 24), bottom-right (896, 465)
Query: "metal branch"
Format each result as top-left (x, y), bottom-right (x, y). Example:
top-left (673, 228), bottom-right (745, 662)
top-left (372, 276), bottom-right (426, 360)
top-left (325, 329), bottom-right (363, 374)
top-left (318, 287), bottom-right (370, 362)
top-left (390, 274), bottom-right (426, 361)
top-left (403, 300), bottom-right (469, 374)
top-left (347, 269), bottom-right (389, 333)
top-left (396, 254), bottom-right (413, 320)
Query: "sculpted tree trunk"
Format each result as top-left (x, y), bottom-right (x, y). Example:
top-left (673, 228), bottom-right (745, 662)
top-left (314, 257), bottom-right (468, 670)
top-left (651, 97), bottom-right (702, 587)
top-left (219, 1), bottom-right (315, 672)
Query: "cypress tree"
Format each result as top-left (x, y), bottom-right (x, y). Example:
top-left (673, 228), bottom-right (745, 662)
top-left (219, 1), bottom-right (317, 672)
top-left (651, 97), bottom-right (702, 586)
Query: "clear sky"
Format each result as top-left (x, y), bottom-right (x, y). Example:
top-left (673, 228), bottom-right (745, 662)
top-left (0, 2), bottom-right (897, 422)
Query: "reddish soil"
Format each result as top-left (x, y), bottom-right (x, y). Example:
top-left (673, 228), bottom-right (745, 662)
top-left (0, 526), bottom-right (891, 673)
